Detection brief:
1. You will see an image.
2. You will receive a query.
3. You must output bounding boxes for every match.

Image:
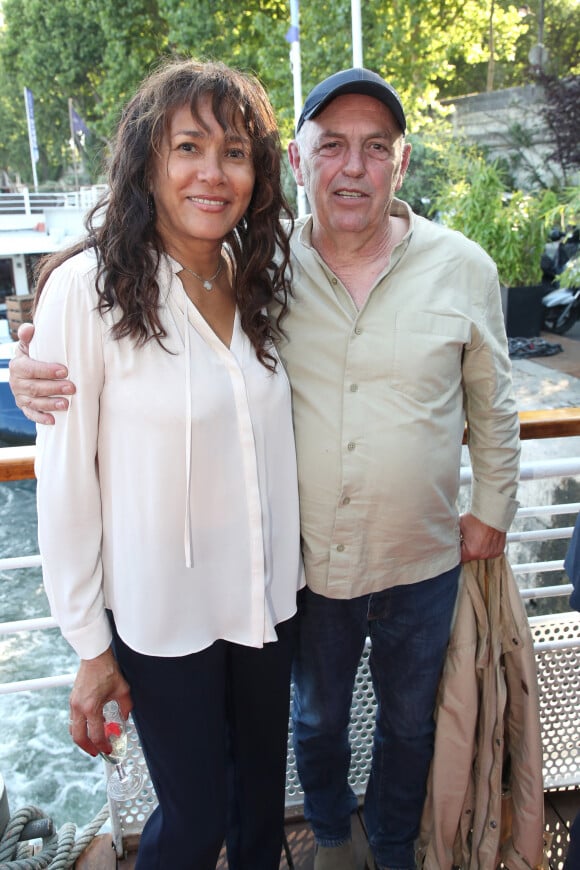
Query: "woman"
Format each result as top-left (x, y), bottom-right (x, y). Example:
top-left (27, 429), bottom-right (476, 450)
top-left (31, 58), bottom-right (303, 869)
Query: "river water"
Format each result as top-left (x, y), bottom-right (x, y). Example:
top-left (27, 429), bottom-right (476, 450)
top-left (0, 466), bottom-right (108, 833)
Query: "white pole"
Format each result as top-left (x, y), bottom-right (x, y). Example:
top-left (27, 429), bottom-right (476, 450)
top-left (351, 0), bottom-right (363, 67)
top-left (289, 0), bottom-right (302, 130)
top-left (288, 0), bottom-right (308, 216)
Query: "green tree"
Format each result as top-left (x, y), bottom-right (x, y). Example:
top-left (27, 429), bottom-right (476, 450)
top-left (526, 0), bottom-right (580, 78)
top-left (161, 1), bottom-right (294, 129)
top-left (1, 0), bottom-right (579, 186)
top-left (0, 0), bottom-right (108, 184)
top-left (92, 0), bottom-right (170, 135)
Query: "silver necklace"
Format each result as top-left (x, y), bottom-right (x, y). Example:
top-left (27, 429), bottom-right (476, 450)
top-left (180, 258), bottom-right (223, 292)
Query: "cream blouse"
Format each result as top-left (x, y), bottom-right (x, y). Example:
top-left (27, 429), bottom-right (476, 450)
top-left (32, 250), bottom-right (304, 660)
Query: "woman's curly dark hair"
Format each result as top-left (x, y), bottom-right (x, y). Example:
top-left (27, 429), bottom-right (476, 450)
top-left (36, 58), bottom-right (294, 370)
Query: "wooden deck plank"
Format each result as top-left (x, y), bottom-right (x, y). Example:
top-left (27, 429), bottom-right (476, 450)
top-left (115, 811), bottom-right (369, 869)
top-left (75, 833), bottom-right (116, 869)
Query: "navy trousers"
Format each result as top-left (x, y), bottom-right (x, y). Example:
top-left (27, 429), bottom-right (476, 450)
top-left (565, 812), bottom-right (580, 870)
top-left (110, 614), bottom-right (295, 870)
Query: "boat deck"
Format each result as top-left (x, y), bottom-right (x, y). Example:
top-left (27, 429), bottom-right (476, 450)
top-left (75, 791), bottom-right (579, 869)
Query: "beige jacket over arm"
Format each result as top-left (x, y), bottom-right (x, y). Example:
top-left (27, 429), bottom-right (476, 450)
top-left (418, 556), bottom-right (544, 870)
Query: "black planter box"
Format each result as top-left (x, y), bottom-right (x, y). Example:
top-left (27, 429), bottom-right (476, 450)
top-left (505, 284), bottom-right (546, 338)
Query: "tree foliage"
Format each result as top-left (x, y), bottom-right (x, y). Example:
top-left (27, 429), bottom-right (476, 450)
top-left (0, 0), bottom-right (578, 187)
top-left (538, 73), bottom-right (580, 182)
top-left (0, 0), bottom-right (107, 182)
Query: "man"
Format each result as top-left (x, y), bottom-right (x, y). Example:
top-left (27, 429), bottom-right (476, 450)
top-left (9, 69), bottom-right (520, 870)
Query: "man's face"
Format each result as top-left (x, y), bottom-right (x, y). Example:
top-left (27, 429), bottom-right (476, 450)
top-left (289, 94), bottom-right (411, 242)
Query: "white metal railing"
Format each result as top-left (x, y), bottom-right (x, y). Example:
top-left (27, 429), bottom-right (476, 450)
top-left (1, 456), bottom-right (580, 693)
top-left (0, 187), bottom-right (106, 216)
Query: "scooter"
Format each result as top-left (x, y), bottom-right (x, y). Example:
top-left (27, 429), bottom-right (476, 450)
top-left (541, 227), bottom-right (580, 335)
top-left (542, 284), bottom-right (580, 335)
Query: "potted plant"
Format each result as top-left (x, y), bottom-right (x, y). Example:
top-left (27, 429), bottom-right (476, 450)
top-left (432, 149), bottom-right (557, 336)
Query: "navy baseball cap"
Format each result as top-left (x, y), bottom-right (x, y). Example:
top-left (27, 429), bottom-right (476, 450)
top-left (296, 68), bottom-right (406, 134)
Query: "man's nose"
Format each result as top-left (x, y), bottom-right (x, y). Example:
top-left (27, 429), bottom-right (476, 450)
top-left (342, 148), bottom-right (365, 176)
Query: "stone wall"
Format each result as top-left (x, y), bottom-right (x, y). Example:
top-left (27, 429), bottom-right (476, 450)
top-left (444, 85), bottom-right (568, 189)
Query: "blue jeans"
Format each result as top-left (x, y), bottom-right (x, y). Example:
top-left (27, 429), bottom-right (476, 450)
top-left (565, 811), bottom-right (580, 869)
top-left (292, 567), bottom-right (460, 870)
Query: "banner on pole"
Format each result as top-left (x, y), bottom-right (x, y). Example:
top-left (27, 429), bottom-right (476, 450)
top-left (69, 101), bottom-right (90, 138)
top-left (286, 0), bottom-right (300, 43)
top-left (24, 88), bottom-right (39, 163)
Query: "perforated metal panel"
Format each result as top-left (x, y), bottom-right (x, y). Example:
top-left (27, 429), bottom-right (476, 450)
top-left (110, 622), bottom-right (580, 854)
top-left (105, 723), bottom-right (157, 854)
top-left (532, 613), bottom-right (580, 789)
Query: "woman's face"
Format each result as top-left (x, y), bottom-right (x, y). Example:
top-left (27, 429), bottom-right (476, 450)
top-left (150, 97), bottom-right (256, 255)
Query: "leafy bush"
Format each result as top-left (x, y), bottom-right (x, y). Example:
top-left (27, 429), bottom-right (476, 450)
top-left (544, 186), bottom-right (580, 289)
top-left (432, 148), bottom-right (558, 286)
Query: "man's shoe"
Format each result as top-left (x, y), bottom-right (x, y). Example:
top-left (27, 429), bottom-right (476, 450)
top-left (313, 840), bottom-right (356, 870)
top-left (364, 846), bottom-right (385, 870)
top-left (365, 846), bottom-right (410, 870)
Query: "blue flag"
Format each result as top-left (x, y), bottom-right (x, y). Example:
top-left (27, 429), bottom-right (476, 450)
top-left (24, 88), bottom-right (39, 163)
top-left (70, 103), bottom-right (90, 138)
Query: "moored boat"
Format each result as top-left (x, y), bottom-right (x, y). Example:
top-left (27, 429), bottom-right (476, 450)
top-left (0, 186), bottom-right (105, 445)
top-left (0, 342), bottom-right (36, 445)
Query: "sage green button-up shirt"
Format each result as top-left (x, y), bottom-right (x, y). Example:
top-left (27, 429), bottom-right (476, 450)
top-left (277, 201), bottom-right (520, 599)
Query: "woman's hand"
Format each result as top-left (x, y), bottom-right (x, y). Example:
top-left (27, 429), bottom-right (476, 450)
top-left (9, 323), bottom-right (76, 424)
top-left (68, 647), bottom-right (133, 757)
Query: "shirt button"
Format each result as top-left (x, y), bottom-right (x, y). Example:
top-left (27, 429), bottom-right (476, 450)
top-left (337, 544), bottom-right (345, 552)
top-left (354, 326), bottom-right (362, 335)
top-left (342, 497), bottom-right (351, 505)
top-left (331, 277), bottom-right (338, 284)
top-left (350, 383), bottom-right (358, 392)
top-left (347, 441), bottom-right (356, 451)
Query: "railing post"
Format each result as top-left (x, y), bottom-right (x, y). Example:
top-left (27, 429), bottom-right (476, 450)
top-left (22, 187), bottom-right (31, 216)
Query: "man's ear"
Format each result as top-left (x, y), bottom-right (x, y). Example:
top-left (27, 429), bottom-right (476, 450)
top-left (288, 140), bottom-right (304, 186)
top-left (396, 142), bottom-right (412, 191)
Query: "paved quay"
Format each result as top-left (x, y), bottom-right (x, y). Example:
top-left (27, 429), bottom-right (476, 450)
top-left (509, 327), bottom-right (580, 465)
top-left (512, 327), bottom-right (580, 406)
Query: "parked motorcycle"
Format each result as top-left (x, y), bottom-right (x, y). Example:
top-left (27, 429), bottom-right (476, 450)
top-left (541, 227), bottom-right (580, 335)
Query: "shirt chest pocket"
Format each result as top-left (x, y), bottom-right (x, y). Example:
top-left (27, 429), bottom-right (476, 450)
top-left (390, 311), bottom-right (471, 402)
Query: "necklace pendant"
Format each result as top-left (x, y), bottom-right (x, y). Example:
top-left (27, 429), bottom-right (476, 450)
top-left (177, 256), bottom-right (222, 292)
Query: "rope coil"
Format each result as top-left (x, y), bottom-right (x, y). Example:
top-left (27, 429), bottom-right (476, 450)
top-left (0, 803), bottom-right (109, 869)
